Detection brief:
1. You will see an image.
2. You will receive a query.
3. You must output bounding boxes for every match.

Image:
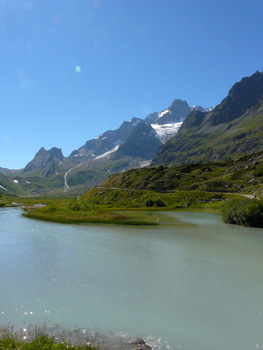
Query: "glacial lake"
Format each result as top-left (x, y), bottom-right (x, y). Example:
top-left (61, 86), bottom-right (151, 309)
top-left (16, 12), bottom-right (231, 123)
top-left (1, 208), bottom-right (263, 350)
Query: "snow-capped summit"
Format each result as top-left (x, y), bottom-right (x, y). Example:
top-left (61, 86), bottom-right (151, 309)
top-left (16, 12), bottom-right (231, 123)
top-left (69, 98), bottom-right (210, 163)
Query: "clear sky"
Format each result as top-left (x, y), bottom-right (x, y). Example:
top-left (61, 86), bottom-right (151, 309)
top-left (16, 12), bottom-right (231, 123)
top-left (1, 0), bottom-right (263, 169)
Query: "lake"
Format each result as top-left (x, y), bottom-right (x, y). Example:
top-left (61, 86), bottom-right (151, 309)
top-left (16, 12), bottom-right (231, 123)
top-left (0, 208), bottom-right (263, 350)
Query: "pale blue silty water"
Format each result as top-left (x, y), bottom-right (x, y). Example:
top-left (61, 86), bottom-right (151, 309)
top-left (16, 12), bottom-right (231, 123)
top-left (0, 208), bottom-right (263, 350)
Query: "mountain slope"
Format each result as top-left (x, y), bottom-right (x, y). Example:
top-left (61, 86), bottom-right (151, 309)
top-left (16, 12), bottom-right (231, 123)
top-left (69, 117), bottom-right (143, 160)
top-left (152, 71), bottom-right (263, 166)
top-left (0, 173), bottom-right (26, 196)
top-left (82, 151), bottom-right (263, 207)
top-left (115, 123), bottom-right (162, 160)
top-left (46, 98), bottom-right (206, 195)
top-left (69, 99), bottom-right (204, 164)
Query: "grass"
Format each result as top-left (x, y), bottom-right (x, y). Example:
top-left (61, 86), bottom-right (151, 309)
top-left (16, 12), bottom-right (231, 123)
top-left (0, 324), bottom-right (149, 350)
top-left (21, 189), bottom-right (242, 226)
top-left (0, 326), bottom-right (96, 350)
top-left (0, 334), bottom-right (94, 350)
top-left (22, 198), bottom-right (158, 226)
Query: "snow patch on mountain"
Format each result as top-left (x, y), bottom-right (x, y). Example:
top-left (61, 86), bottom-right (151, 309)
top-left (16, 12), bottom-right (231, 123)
top-left (95, 145), bottom-right (120, 159)
top-left (0, 184), bottom-right (7, 191)
top-left (206, 107), bottom-right (215, 112)
top-left (139, 160), bottom-right (151, 168)
top-left (151, 122), bottom-right (183, 143)
top-left (158, 109), bottom-right (171, 119)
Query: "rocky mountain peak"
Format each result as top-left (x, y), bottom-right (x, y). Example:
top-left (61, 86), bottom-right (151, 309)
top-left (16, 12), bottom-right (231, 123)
top-left (49, 147), bottom-right (64, 161)
top-left (210, 71), bottom-right (263, 125)
top-left (23, 147), bottom-right (64, 174)
top-left (143, 99), bottom-right (201, 126)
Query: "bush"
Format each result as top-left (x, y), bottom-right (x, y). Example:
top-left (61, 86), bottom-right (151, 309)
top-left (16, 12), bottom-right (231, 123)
top-left (221, 198), bottom-right (263, 227)
top-left (254, 165), bottom-right (263, 177)
top-left (42, 204), bottom-right (57, 213)
top-left (145, 199), bottom-right (154, 207)
top-left (145, 198), bottom-right (166, 207)
top-left (68, 201), bottom-right (87, 211)
top-left (154, 198), bottom-right (166, 207)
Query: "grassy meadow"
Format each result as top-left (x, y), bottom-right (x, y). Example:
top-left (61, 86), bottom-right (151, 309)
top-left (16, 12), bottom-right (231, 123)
top-left (2, 151), bottom-right (263, 227)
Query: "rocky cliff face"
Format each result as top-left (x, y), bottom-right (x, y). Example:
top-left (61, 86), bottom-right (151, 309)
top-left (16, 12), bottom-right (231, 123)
top-left (144, 99), bottom-right (191, 125)
top-left (23, 147), bottom-right (64, 175)
top-left (209, 71), bottom-right (263, 126)
top-left (69, 117), bottom-right (143, 160)
top-left (115, 123), bottom-right (162, 160)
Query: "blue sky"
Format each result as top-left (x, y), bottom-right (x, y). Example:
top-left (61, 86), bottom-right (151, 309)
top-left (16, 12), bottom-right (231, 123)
top-left (1, 0), bottom-right (263, 169)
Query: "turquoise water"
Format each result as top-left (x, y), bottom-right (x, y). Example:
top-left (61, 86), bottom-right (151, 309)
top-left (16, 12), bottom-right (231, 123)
top-left (0, 208), bottom-right (263, 350)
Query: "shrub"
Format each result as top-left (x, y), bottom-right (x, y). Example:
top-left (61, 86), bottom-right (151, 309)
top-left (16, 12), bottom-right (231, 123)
top-left (145, 198), bottom-right (166, 207)
top-left (221, 198), bottom-right (263, 227)
top-left (254, 165), bottom-right (263, 177)
top-left (42, 204), bottom-right (57, 213)
top-left (154, 198), bottom-right (166, 207)
top-left (145, 199), bottom-right (154, 207)
top-left (68, 201), bottom-right (87, 211)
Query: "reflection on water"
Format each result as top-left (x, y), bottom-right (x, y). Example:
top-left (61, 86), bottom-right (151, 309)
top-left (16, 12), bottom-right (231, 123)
top-left (0, 208), bottom-right (263, 350)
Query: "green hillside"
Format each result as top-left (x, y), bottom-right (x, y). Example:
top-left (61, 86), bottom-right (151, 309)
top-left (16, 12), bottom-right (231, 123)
top-left (21, 151), bottom-right (263, 226)
top-left (0, 173), bottom-right (26, 196)
top-left (81, 151), bottom-right (263, 208)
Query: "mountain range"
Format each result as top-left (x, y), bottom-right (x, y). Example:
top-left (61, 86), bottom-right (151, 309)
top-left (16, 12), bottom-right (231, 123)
top-left (0, 99), bottom-right (208, 196)
top-left (1, 70), bottom-right (263, 197)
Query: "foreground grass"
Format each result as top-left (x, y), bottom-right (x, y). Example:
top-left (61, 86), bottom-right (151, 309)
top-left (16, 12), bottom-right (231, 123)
top-left (0, 325), bottom-right (152, 350)
top-left (0, 334), bottom-right (95, 350)
top-left (0, 326), bottom-right (96, 350)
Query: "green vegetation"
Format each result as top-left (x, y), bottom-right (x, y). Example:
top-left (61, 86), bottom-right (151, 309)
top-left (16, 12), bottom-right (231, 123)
top-left (23, 197), bottom-right (157, 225)
top-left (3, 151), bottom-right (263, 227)
top-left (0, 334), bottom-right (94, 350)
top-left (0, 327), bottom-right (95, 350)
top-left (84, 187), bottom-right (230, 210)
top-left (0, 194), bottom-right (19, 207)
top-left (88, 151), bottom-right (263, 198)
top-left (3, 150), bottom-right (153, 197)
top-left (221, 198), bottom-right (263, 227)
top-left (0, 173), bottom-right (27, 196)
